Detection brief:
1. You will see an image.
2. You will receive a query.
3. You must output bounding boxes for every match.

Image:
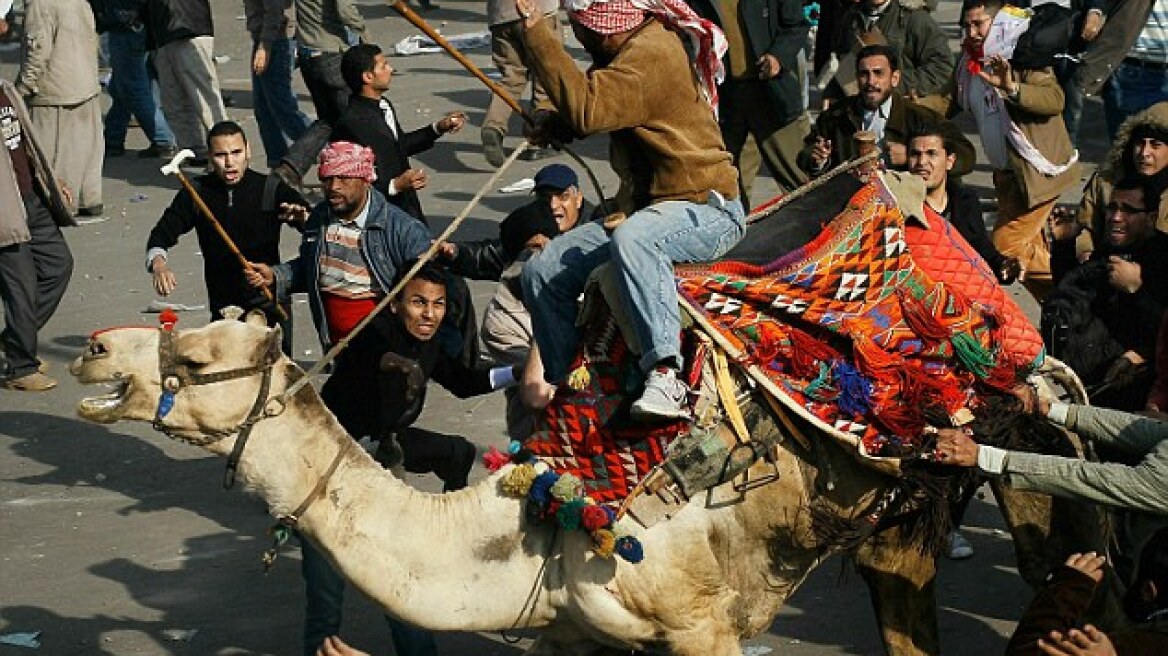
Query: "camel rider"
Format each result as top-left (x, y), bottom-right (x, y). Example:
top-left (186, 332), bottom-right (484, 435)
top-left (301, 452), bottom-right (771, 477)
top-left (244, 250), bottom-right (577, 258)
top-left (245, 141), bottom-right (485, 656)
top-left (516, 0), bottom-right (745, 422)
top-left (146, 120), bottom-right (307, 354)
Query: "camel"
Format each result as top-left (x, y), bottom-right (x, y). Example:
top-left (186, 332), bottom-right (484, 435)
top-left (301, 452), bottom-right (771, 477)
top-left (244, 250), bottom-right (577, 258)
top-left (70, 312), bottom-right (1096, 655)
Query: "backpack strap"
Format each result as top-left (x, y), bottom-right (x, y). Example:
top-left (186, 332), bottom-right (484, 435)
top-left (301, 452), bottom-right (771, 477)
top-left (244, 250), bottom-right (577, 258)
top-left (261, 174), bottom-right (280, 215)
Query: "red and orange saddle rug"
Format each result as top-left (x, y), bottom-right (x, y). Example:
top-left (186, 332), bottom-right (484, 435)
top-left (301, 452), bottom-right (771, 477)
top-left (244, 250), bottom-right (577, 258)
top-left (677, 178), bottom-right (1044, 458)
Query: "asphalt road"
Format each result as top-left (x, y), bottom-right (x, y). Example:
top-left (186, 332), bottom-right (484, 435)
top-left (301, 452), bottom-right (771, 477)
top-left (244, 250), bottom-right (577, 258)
top-left (0, 0), bottom-right (1117, 653)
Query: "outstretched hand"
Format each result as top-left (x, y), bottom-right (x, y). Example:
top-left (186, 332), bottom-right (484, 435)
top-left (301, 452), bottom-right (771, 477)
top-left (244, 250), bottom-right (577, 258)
top-left (316, 636), bottom-right (370, 656)
top-left (1037, 625), bottom-right (1117, 656)
top-left (1063, 552), bottom-right (1107, 583)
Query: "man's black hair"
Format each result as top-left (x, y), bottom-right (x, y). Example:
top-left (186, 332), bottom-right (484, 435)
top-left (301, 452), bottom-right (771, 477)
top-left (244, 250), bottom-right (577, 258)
top-left (1114, 174), bottom-right (1162, 216)
top-left (341, 43), bottom-right (383, 94)
top-left (856, 44), bottom-right (901, 73)
top-left (960, 0), bottom-right (1004, 20)
top-left (908, 123), bottom-right (957, 157)
top-left (393, 260), bottom-right (448, 295)
top-left (206, 121), bottom-right (247, 148)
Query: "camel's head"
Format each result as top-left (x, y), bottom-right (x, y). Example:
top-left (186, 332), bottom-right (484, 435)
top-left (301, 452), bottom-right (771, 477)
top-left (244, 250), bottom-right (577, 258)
top-left (71, 311), bottom-right (285, 440)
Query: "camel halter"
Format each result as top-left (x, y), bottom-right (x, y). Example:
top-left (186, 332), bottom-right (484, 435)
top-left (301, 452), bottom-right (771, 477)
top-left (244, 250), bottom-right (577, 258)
top-left (151, 322), bottom-right (283, 489)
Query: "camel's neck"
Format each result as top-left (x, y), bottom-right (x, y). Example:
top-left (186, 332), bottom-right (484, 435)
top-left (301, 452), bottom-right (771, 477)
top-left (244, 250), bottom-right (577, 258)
top-left (225, 393), bottom-right (559, 632)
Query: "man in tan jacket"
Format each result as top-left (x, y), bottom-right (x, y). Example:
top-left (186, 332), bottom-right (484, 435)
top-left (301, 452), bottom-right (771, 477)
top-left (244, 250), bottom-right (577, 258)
top-left (516, 0), bottom-right (744, 421)
top-left (16, 0), bottom-right (103, 216)
top-left (921, 0), bottom-right (1080, 298)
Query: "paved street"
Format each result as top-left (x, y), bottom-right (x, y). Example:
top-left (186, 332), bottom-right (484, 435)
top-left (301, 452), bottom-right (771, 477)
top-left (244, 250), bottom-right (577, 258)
top-left (0, 0), bottom-right (1116, 653)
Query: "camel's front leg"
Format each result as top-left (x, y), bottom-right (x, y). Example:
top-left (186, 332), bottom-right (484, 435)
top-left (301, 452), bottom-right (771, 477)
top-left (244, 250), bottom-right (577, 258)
top-left (852, 526), bottom-right (939, 656)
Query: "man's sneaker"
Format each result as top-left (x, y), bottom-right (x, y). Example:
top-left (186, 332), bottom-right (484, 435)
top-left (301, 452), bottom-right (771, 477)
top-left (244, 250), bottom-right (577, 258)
top-left (481, 127), bottom-right (506, 168)
top-left (944, 530), bottom-right (974, 560)
top-left (630, 368), bottom-right (690, 422)
top-left (3, 372), bottom-right (58, 391)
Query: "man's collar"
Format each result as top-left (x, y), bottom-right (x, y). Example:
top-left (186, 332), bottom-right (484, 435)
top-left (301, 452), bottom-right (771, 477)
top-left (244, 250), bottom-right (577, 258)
top-left (864, 95), bottom-right (893, 118)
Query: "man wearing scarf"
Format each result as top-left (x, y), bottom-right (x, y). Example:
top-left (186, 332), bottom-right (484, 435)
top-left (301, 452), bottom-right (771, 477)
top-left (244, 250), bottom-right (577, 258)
top-left (515, 0), bottom-right (745, 421)
top-left (919, 0), bottom-right (1080, 300)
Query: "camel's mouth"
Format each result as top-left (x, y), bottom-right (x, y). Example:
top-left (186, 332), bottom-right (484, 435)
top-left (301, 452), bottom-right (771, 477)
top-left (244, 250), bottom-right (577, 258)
top-left (78, 377), bottom-right (132, 422)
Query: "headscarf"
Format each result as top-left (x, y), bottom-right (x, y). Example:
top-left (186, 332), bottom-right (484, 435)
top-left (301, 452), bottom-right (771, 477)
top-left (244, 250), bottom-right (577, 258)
top-left (563, 0), bottom-right (727, 115)
top-left (318, 141), bottom-right (377, 182)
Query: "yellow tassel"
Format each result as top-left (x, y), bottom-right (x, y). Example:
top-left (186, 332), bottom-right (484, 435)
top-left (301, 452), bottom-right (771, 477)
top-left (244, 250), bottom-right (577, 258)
top-left (567, 365), bottom-right (591, 391)
top-left (592, 529), bottom-right (617, 558)
top-left (501, 463), bottom-right (537, 497)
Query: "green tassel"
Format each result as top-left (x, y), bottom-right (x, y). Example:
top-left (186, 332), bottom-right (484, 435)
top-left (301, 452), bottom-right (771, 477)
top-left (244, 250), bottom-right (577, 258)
top-left (803, 361), bottom-right (832, 399)
top-left (951, 332), bottom-right (995, 379)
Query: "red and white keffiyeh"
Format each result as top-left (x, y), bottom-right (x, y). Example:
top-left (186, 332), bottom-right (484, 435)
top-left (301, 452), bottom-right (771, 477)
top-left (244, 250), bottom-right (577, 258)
top-left (564, 0), bottom-right (728, 115)
top-left (318, 141), bottom-right (377, 182)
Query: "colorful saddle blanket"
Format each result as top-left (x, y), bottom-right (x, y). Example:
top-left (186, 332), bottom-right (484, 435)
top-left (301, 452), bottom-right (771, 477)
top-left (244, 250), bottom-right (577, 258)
top-left (677, 179), bottom-right (1042, 457)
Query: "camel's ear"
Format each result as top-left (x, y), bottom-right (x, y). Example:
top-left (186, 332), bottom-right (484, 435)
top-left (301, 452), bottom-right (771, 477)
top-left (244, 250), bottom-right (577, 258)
top-left (244, 309), bottom-right (268, 327)
top-left (176, 332), bottom-right (216, 365)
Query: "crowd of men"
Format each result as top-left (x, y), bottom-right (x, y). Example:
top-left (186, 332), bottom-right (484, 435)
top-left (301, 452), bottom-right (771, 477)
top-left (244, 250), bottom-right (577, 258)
top-left (2, 0), bottom-right (1168, 651)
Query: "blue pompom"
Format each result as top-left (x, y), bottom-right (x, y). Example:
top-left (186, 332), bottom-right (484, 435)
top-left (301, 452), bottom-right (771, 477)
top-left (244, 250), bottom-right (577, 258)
top-left (528, 470), bottom-right (560, 508)
top-left (615, 535), bottom-right (644, 563)
top-left (508, 440), bottom-right (522, 455)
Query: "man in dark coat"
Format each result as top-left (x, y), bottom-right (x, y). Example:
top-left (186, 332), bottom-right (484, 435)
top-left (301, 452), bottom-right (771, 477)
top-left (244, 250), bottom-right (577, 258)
top-left (330, 43), bottom-right (466, 225)
top-left (825, 0), bottom-right (951, 102)
top-left (800, 44), bottom-right (975, 176)
top-left (686, 0), bottom-right (811, 202)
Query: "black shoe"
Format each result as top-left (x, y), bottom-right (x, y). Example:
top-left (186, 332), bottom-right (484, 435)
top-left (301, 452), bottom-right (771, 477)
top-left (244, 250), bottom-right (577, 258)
top-left (520, 146), bottom-right (556, 161)
top-left (138, 143), bottom-right (177, 159)
top-left (271, 162), bottom-right (303, 190)
top-left (373, 435), bottom-right (404, 469)
top-left (104, 145), bottom-right (126, 157)
top-left (78, 204), bottom-right (104, 217)
top-left (481, 127), bottom-right (506, 168)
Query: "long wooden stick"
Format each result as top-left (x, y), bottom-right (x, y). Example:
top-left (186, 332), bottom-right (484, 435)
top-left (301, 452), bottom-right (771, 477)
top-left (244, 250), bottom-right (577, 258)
top-left (390, 1), bottom-right (613, 216)
top-left (168, 169), bottom-right (288, 321)
top-left (392, 1), bottom-right (529, 120)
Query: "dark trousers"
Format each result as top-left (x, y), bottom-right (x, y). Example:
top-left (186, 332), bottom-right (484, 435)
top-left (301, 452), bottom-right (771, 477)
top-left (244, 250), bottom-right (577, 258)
top-left (300, 318), bottom-right (476, 656)
top-left (284, 51), bottom-right (349, 177)
top-left (719, 79), bottom-right (810, 205)
top-left (0, 196), bottom-right (73, 378)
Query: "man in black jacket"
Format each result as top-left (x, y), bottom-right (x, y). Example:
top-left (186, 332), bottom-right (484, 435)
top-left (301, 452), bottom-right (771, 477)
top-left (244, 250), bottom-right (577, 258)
top-left (330, 43), bottom-right (466, 225)
top-left (146, 121), bottom-right (306, 351)
top-left (908, 124), bottom-right (1020, 285)
top-left (686, 0), bottom-right (811, 202)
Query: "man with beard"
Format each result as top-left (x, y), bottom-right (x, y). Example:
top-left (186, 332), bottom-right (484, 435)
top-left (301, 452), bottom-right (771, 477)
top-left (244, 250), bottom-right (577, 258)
top-left (246, 141), bottom-right (489, 656)
top-left (908, 124), bottom-right (1020, 285)
top-left (799, 44), bottom-right (974, 177)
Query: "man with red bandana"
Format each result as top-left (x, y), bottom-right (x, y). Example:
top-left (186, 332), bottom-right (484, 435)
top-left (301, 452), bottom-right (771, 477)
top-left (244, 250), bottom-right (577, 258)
top-left (516, 0), bottom-right (745, 421)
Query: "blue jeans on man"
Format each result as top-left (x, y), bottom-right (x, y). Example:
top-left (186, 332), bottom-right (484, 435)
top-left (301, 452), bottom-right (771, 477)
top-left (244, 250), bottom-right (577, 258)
top-left (522, 193), bottom-right (745, 383)
top-left (104, 29), bottom-right (173, 150)
top-left (252, 37), bottom-right (310, 167)
top-left (1103, 58), bottom-right (1168, 140)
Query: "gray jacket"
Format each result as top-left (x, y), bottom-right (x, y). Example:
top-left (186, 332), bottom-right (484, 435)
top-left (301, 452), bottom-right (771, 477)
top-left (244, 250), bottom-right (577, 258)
top-left (1001, 405), bottom-right (1168, 514)
top-left (17, 0), bottom-right (101, 106)
top-left (0, 80), bottom-right (75, 248)
top-left (293, 0), bottom-right (363, 53)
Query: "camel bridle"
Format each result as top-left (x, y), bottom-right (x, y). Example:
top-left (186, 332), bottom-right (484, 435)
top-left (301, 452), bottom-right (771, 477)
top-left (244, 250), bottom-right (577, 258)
top-left (151, 325), bottom-right (284, 488)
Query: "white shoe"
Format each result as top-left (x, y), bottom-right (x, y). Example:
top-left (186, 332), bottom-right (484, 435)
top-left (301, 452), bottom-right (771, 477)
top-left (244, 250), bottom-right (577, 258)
top-left (945, 530), bottom-right (974, 560)
top-left (630, 368), bottom-right (690, 422)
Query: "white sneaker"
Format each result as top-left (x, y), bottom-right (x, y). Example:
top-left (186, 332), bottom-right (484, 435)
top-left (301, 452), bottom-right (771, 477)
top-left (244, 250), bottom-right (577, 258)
top-left (945, 530), bottom-right (974, 560)
top-left (630, 368), bottom-right (690, 422)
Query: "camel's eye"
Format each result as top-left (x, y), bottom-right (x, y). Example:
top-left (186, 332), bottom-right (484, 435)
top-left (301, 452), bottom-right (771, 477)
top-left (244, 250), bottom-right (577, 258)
top-left (86, 340), bottom-right (109, 358)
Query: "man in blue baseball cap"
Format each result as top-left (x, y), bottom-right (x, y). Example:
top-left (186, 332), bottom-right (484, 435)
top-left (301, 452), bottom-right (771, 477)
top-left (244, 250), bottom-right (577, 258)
top-left (533, 163), bottom-right (587, 233)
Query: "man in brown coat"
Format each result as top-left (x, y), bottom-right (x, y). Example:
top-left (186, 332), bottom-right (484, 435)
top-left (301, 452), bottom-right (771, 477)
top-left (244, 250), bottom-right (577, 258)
top-left (920, 0), bottom-right (1080, 298)
top-left (516, 0), bottom-right (744, 421)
